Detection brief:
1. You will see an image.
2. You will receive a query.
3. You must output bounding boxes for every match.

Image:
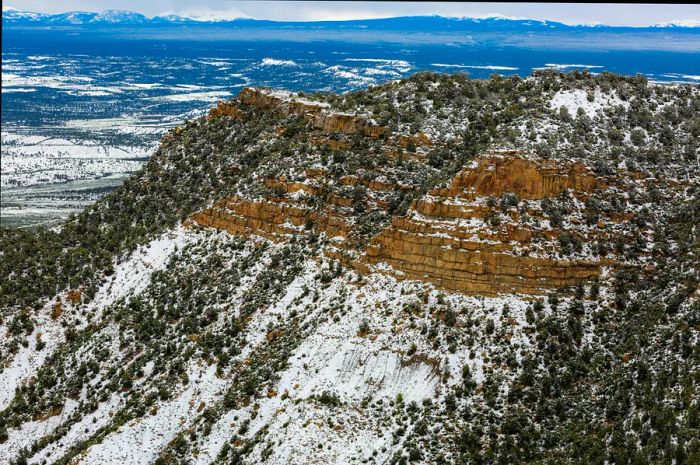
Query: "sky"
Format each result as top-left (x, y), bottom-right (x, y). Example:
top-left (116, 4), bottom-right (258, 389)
top-left (4, 1), bottom-right (700, 27)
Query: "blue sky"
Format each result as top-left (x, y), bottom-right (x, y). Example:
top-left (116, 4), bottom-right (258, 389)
top-left (4, 2), bottom-right (700, 26)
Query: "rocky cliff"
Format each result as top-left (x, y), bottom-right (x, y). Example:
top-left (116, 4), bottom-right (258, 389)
top-left (213, 87), bottom-right (390, 138)
top-left (361, 152), bottom-right (617, 295)
top-left (191, 136), bottom-right (637, 296)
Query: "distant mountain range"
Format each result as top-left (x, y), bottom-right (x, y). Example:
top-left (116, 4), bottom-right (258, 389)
top-left (2, 7), bottom-right (699, 30)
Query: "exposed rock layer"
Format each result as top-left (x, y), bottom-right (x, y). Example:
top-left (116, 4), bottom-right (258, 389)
top-left (192, 152), bottom-right (625, 296)
top-left (211, 88), bottom-right (389, 138)
top-left (445, 154), bottom-right (601, 200)
top-left (358, 154), bottom-right (610, 295)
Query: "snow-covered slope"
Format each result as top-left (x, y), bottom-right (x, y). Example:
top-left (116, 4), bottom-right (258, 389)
top-left (0, 222), bottom-right (561, 464)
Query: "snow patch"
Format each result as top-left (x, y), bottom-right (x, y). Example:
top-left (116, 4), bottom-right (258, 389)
top-left (549, 88), bottom-right (630, 118)
top-left (544, 63), bottom-right (603, 70)
top-left (260, 58), bottom-right (298, 67)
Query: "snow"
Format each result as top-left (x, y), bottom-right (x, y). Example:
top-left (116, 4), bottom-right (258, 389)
top-left (363, 67), bottom-right (401, 77)
top-left (0, 102), bottom-right (200, 189)
top-left (0, 399), bottom-right (81, 465)
top-left (247, 403), bottom-right (393, 465)
top-left (4, 329), bottom-right (127, 464)
top-left (220, 269), bottom-right (539, 463)
top-left (463, 65), bottom-right (519, 71)
top-left (79, 364), bottom-right (227, 465)
top-left (544, 63), bottom-right (603, 70)
top-left (430, 63), bottom-right (518, 71)
top-left (652, 19), bottom-right (700, 28)
top-left (1, 132), bottom-right (153, 188)
top-left (42, 238), bottom-right (302, 464)
top-left (1, 87), bottom-right (37, 93)
top-left (150, 90), bottom-right (232, 102)
top-left (0, 306), bottom-right (64, 411)
top-left (197, 59), bottom-right (233, 66)
top-left (343, 58), bottom-right (412, 73)
top-left (1, 72), bottom-right (126, 96)
top-left (661, 73), bottom-right (700, 82)
top-left (261, 58), bottom-right (298, 67)
top-left (549, 88), bottom-right (630, 119)
top-left (0, 226), bottom-right (190, 414)
top-left (64, 116), bottom-right (174, 135)
top-left (100, 225), bottom-right (191, 305)
top-left (323, 65), bottom-right (377, 86)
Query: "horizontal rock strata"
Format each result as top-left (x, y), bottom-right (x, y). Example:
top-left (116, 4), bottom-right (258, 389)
top-left (360, 153), bottom-right (613, 295)
top-left (192, 197), bottom-right (352, 243)
top-left (211, 87), bottom-right (389, 139)
top-left (198, 108), bottom-right (631, 296)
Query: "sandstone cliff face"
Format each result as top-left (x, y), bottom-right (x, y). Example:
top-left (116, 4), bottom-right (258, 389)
top-left (443, 153), bottom-right (600, 200)
top-left (312, 112), bottom-right (388, 138)
top-left (360, 216), bottom-right (606, 296)
top-left (358, 152), bottom-right (615, 296)
top-left (191, 150), bottom-right (635, 296)
top-left (208, 101), bottom-right (243, 119)
top-left (211, 87), bottom-right (388, 139)
top-left (192, 196), bottom-right (353, 244)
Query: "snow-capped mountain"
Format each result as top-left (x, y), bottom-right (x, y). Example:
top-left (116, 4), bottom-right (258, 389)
top-left (2, 8), bottom-right (152, 25)
top-left (2, 8), bottom-right (699, 29)
top-left (1, 6), bottom-right (48, 21)
top-left (92, 10), bottom-right (148, 23)
top-left (652, 19), bottom-right (700, 28)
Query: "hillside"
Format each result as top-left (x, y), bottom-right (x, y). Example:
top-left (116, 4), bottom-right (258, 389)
top-left (1, 70), bottom-right (699, 465)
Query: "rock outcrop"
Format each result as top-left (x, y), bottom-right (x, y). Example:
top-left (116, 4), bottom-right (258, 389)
top-left (442, 152), bottom-right (601, 200)
top-left (358, 152), bottom-right (617, 295)
top-left (192, 150), bottom-right (633, 296)
top-left (192, 196), bottom-right (353, 244)
top-left (361, 218), bottom-right (606, 296)
top-left (208, 101), bottom-right (243, 119)
top-left (210, 87), bottom-right (389, 139)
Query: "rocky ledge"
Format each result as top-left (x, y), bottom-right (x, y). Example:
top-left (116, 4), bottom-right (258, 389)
top-left (191, 141), bottom-right (651, 295)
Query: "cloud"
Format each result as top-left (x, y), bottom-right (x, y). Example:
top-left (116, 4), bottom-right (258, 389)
top-left (279, 8), bottom-right (398, 22)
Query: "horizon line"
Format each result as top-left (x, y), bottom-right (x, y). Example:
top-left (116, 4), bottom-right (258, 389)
top-left (3, 6), bottom-right (699, 28)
